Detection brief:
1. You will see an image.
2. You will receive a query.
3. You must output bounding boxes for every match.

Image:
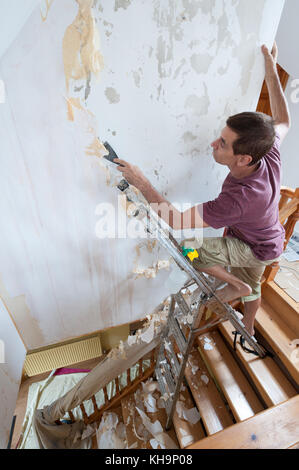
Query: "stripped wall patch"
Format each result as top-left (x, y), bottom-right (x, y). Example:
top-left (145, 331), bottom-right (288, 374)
top-left (40, 0), bottom-right (55, 22)
top-left (62, 0), bottom-right (104, 101)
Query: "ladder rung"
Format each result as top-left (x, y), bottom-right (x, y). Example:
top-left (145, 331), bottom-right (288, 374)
top-left (174, 292), bottom-right (192, 318)
top-left (155, 368), bottom-right (172, 415)
top-left (169, 315), bottom-right (188, 353)
top-left (160, 360), bottom-right (176, 395)
top-left (156, 366), bottom-right (167, 394)
top-left (164, 339), bottom-right (181, 377)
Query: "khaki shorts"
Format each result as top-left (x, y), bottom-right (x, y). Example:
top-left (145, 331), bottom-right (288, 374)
top-left (190, 237), bottom-right (280, 302)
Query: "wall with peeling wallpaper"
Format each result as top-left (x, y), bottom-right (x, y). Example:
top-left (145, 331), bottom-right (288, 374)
top-left (0, 299), bottom-right (26, 448)
top-left (0, 0), bottom-right (285, 350)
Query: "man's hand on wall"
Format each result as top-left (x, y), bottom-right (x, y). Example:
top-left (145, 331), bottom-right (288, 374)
top-left (261, 42), bottom-right (278, 71)
top-left (270, 41), bottom-right (278, 63)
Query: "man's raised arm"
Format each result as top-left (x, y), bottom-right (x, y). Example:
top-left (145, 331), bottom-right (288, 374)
top-left (261, 42), bottom-right (291, 142)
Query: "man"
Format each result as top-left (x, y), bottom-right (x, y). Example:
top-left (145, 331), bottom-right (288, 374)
top-left (115, 43), bottom-right (291, 337)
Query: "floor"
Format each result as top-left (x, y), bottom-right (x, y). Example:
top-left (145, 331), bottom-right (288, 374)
top-left (11, 355), bottom-right (105, 449)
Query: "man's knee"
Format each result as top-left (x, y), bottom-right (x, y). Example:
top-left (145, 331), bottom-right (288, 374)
top-left (241, 286), bottom-right (261, 303)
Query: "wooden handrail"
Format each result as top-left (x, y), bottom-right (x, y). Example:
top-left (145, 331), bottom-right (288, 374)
top-left (278, 186), bottom-right (299, 244)
top-left (260, 186), bottom-right (298, 284)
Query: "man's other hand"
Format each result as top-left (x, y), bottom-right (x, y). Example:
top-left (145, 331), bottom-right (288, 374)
top-left (261, 42), bottom-right (278, 66)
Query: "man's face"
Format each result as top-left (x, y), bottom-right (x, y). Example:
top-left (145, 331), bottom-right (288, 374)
top-left (211, 126), bottom-right (239, 166)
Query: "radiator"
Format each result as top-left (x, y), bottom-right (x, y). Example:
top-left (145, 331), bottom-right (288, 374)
top-left (24, 335), bottom-right (102, 377)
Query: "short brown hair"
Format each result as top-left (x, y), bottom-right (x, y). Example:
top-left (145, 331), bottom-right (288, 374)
top-left (226, 112), bottom-right (275, 166)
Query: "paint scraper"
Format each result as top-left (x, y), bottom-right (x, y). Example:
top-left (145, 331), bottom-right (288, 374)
top-left (101, 140), bottom-right (147, 219)
top-left (102, 141), bottom-right (129, 191)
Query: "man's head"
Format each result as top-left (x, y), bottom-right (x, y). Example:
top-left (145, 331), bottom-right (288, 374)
top-left (211, 112), bottom-right (276, 169)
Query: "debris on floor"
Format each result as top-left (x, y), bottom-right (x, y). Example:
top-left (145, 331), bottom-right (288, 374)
top-left (175, 400), bottom-right (201, 425)
top-left (202, 336), bottom-right (214, 350)
top-left (200, 374), bottom-right (209, 385)
top-left (96, 411), bottom-right (127, 449)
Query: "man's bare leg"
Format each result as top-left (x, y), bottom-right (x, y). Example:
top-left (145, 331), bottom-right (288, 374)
top-left (242, 297), bottom-right (261, 336)
top-left (195, 264), bottom-right (252, 302)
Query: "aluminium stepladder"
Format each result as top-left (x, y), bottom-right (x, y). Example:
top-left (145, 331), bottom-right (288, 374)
top-left (115, 175), bottom-right (267, 430)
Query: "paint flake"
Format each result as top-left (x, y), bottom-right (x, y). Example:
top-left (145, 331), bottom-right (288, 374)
top-left (176, 401), bottom-right (200, 425)
top-left (140, 321), bottom-right (155, 344)
top-left (181, 435), bottom-right (194, 447)
top-left (188, 358), bottom-right (199, 375)
top-left (127, 334), bottom-right (138, 346)
top-left (144, 394), bottom-right (157, 413)
top-left (97, 412), bottom-right (127, 449)
top-left (203, 336), bottom-right (214, 350)
top-left (201, 374), bottom-right (209, 385)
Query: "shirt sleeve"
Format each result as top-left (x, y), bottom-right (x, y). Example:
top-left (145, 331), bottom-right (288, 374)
top-left (266, 133), bottom-right (281, 163)
top-left (200, 192), bottom-right (243, 229)
top-left (274, 132), bottom-right (281, 149)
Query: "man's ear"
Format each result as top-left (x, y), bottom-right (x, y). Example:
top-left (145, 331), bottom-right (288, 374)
top-left (237, 154), bottom-right (253, 167)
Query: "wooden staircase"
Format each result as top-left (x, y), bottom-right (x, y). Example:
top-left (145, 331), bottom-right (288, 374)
top-left (59, 186), bottom-right (299, 449)
top-left (88, 278), bottom-right (298, 449)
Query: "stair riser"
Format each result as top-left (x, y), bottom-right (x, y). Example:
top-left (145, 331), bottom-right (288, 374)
top-left (254, 312), bottom-right (299, 386)
top-left (262, 283), bottom-right (299, 336)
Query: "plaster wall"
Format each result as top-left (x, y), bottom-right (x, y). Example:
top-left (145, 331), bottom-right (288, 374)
top-left (0, 299), bottom-right (26, 448)
top-left (276, 0), bottom-right (299, 78)
top-left (0, 0), bottom-right (285, 349)
top-left (0, 0), bottom-right (40, 59)
top-left (280, 77), bottom-right (299, 191)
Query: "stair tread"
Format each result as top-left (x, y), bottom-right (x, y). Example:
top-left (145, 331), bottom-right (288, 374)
top-left (187, 395), bottom-right (299, 449)
top-left (121, 382), bottom-right (179, 449)
top-left (269, 280), bottom-right (299, 311)
top-left (255, 298), bottom-right (299, 383)
top-left (172, 384), bottom-right (206, 448)
top-left (219, 320), bottom-right (297, 407)
top-left (184, 348), bottom-right (234, 435)
top-left (197, 332), bottom-right (264, 422)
